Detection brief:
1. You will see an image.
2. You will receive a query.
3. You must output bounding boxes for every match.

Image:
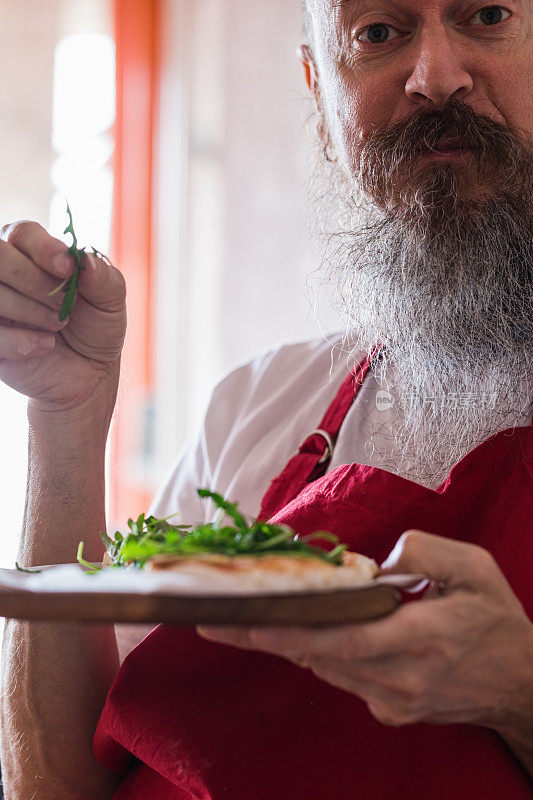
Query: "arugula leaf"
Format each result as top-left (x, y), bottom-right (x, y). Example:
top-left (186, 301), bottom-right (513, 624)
top-left (94, 489), bottom-right (347, 570)
top-left (58, 201), bottom-right (88, 321)
top-left (197, 488), bottom-right (249, 530)
top-left (49, 201), bottom-right (111, 321)
top-left (100, 530), bottom-right (115, 552)
top-left (15, 562), bottom-right (42, 574)
top-left (58, 258), bottom-right (81, 320)
top-left (76, 542), bottom-right (102, 574)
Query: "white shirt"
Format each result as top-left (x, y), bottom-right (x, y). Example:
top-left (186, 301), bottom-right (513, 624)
top-left (115, 332), bottom-right (532, 659)
top-left (148, 334), bottom-right (392, 523)
top-left (115, 333), bottom-right (531, 660)
top-left (116, 333), bottom-right (386, 660)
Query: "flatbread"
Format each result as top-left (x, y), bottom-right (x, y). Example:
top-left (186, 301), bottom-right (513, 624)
top-left (140, 550), bottom-right (379, 593)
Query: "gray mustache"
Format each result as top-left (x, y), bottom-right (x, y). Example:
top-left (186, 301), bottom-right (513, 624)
top-left (357, 99), bottom-right (532, 194)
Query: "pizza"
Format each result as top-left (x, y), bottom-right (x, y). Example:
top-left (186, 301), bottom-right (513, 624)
top-left (96, 488), bottom-right (378, 592)
top-left (143, 550), bottom-right (378, 592)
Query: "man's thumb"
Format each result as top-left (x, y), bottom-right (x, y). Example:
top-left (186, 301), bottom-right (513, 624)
top-left (379, 529), bottom-right (495, 591)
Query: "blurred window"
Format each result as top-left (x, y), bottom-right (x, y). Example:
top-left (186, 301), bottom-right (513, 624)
top-left (50, 31), bottom-right (115, 250)
top-left (0, 0), bottom-right (114, 569)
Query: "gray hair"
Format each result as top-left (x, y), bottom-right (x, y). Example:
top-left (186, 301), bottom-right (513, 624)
top-left (308, 100), bottom-right (533, 486)
top-left (302, 0), bottom-right (311, 42)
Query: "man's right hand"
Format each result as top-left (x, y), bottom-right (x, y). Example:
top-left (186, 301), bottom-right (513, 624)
top-left (0, 220), bottom-right (126, 412)
top-left (0, 220), bottom-right (127, 800)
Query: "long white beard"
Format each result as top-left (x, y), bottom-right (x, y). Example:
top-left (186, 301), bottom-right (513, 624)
top-left (310, 134), bottom-right (533, 487)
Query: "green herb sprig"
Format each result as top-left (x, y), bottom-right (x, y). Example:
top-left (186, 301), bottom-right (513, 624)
top-left (49, 201), bottom-right (111, 321)
top-left (76, 542), bottom-right (102, 574)
top-left (96, 489), bottom-right (347, 570)
top-left (15, 562), bottom-right (42, 573)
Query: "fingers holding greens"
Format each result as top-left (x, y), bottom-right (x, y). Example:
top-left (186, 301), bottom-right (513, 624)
top-left (0, 282), bottom-right (67, 332)
top-left (0, 235), bottom-right (68, 359)
top-left (49, 202), bottom-right (111, 321)
top-left (1, 219), bottom-right (73, 280)
top-left (0, 221), bottom-right (79, 345)
top-left (1, 204), bottom-right (112, 324)
top-left (0, 208), bottom-right (124, 409)
top-left (0, 326), bottom-right (55, 360)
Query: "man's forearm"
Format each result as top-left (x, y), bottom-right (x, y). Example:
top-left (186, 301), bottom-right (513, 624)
top-left (21, 389), bottom-right (116, 565)
top-left (1, 389), bottom-right (122, 799)
top-left (493, 640), bottom-right (533, 780)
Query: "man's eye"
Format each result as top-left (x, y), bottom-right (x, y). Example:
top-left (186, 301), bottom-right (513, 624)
top-left (356, 24), bottom-right (401, 45)
top-left (470, 6), bottom-right (511, 25)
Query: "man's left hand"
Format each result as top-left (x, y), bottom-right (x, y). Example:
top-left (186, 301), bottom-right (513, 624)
top-left (197, 531), bottom-right (533, 734)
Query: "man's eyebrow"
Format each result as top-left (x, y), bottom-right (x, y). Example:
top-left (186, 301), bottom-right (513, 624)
top-left (333, 0), bottom-right (372, 14)
top-left (335, 0), bottom-right (526, 10)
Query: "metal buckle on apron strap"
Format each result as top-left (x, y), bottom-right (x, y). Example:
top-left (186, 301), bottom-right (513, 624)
top-left (306, 429), bottom-right (334, 464)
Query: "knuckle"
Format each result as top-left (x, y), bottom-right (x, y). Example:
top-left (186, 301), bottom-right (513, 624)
top-left (114, 266), bottom-right (126, 291)
top-left (470, 545), bottom-right (496, 572)
top-left (399, 529), bottom-right (426, 556)
top-left (110, 267), bottom-right (127, 303)
top-left (91, 260), bottom-right (127, 307)
top-left (295, 650), bottom-right (315, 669)
top-left (282, 636), bottom-right (316, 668)
top-left (0, 333), bottom-right (14, 358)
top-left (4, 221), bottom-right (58, 270)
top-left (370, 695), bottom-right (424, 727)
top-left (2, 220), bottom-right (40, 245)
top-left (12, 266), bottom-right (40, 299)
top-left (462, 545), bottom-right (497, 585)
top-left (399, 670), bottom-right (429, 704)
top-left (368, 701), bottom-right (410, 728)
top-left (0, 221), bottom-right (21, 242)
top-left (309, 660), bottom-right (330, 680)
top-left (342, 628), bottom-right (370, 660)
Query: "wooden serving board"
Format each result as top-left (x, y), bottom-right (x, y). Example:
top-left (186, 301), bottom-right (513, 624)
top-left (0, 583), bottom-right (404, 627)
top-left (0, 565), bottom-right (427, 626)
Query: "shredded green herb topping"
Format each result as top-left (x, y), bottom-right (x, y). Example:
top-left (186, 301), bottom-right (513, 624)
top-left (15, 562), bottom-right (42, 574)
top-left (88, 489), bottom-right (347, 571)
top-left (49, 201), bottom-right (111, 321)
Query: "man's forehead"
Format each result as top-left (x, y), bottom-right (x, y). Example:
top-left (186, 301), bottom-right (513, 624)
top-left (313, 0), bottom-right (528, 14)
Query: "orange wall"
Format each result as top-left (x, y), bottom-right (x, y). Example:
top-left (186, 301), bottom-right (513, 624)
top-left (110, 0), bottom-right (161, 524)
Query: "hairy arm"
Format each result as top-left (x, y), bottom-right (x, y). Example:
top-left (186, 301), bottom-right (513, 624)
top-left (0, 392), bottom-right (122, 800)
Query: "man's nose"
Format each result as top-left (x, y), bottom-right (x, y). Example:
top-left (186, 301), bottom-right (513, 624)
top-left (405, 28), bottom-right (474, 108)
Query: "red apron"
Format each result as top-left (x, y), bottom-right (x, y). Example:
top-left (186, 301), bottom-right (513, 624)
top-left (93, 350), bottom-right (533, 799)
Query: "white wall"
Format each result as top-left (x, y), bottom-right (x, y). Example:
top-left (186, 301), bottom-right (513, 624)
top-left (222, 0), bottom-right (330, 360)
top-left (0, 0), bottom-right (341, 532)
top-left (151, 0), bottom-right (340, 491)
top-left (0, 0), bottom-right (113, 567)
top-left (0, 0), bottom-right (61, 568)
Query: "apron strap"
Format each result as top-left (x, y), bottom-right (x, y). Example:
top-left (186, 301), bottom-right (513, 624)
top-left (258, 344), bottom-right (382, 520)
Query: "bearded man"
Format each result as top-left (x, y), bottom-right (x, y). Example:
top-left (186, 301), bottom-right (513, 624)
top-left (0, 1), bottom-right (532, 799)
